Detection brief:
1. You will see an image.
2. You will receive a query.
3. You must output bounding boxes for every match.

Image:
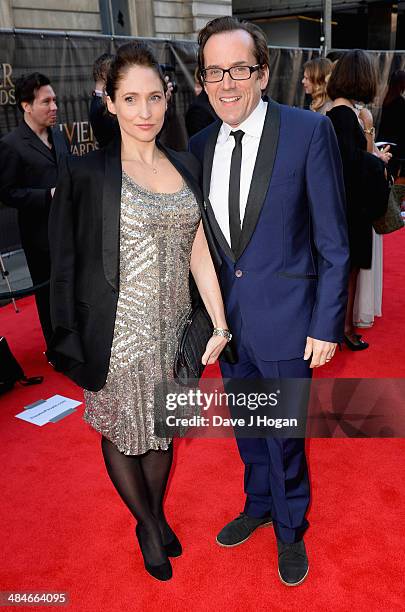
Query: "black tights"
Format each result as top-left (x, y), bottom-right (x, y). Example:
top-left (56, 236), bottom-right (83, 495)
top-left (101, 436), bottom-right (174, 565)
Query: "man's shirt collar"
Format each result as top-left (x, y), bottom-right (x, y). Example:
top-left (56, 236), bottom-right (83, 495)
top-left (218, 97), bottom-right (267, 144)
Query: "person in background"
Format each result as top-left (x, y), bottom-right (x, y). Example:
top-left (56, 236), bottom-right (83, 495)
top-left (352, 105), bottom-right (392, 329)
top-left (302, 57), bottom-right (333, 115)
top-left (0, 73), bottom-right (68, 365)
top-left (89, 53), bottom-right (119, 148)
top-left (185, 67), bottom-right (217, 138)
top-left (378, 69), bottom-right (405, 179)
top-left (326, 50), bottom-right (345, 64)
top-left (326, 50), bottom-right (390, 350)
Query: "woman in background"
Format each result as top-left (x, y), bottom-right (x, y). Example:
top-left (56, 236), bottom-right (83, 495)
top-left (326, 50), bottom-right (390, 350)
top-left (352, 104), bottom-right (391, 329)
top-left (378, 69), bottom-right (405, 179)
top-left (302, 57), bottom-right (333, 115)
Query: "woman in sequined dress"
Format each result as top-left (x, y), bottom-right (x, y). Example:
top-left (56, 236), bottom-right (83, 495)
top-left (49, 42), bottom-right (230, 581)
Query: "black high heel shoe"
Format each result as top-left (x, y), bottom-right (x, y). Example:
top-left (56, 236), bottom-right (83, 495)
top-left (135, 525), bottom-right (172, 581)
top-left (344, 334), bottom-right (369, 351)
top-left (164, 533), bottom-right (182, 558)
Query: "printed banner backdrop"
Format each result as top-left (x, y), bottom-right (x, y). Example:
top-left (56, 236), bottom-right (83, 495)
top-left (0, 29), bottom-right (404, 252)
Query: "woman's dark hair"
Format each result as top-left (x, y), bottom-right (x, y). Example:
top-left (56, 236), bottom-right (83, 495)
top-left (15, 72), bottom-right (51, 113)
top-left (197, 16), bottom-right (270, 89)
top-left (326, 50), bottom-right (346, 64)
top-left (327, 49), bottom-right (377, 104)
top-left (105, 42), bottom-right (167, 101)
top-left (383, 70), bottom-right (405, 107)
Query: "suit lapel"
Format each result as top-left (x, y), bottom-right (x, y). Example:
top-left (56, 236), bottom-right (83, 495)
top-left (203, 121), bottom-right (236, 263)
top-left (20, 120), bottom-right (55, 164)
top-left (202, 120), bottom-right (221, 201)
top-left (235, 99), bottom-right (281, 260)
top-left (102, 137), bottom-right (122, 292)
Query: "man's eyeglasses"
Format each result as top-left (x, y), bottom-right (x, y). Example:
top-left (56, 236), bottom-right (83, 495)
top-left (201, 64), bottom-right (262, 83)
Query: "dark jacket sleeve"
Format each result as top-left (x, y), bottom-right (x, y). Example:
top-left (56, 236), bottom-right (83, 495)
top-left (305, 115), bottom-right (350, 342)
top-left (0, 140), bottom-right (51, 211)
top-left (185, 105), bottom-right (216, 139)
top-left (328, 106), bottom-right (389, 221)
top-left (89, 96), bottom-right (119, 148)
top-left (48, 155), bottom-right (85, 364)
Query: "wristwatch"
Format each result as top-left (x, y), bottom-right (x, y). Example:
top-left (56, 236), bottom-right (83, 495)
top-left (364, 126), bottom-right (375, 136)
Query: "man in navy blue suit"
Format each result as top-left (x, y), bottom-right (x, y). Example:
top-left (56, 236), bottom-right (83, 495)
top-left (189, 17), bottom-right (349, 586)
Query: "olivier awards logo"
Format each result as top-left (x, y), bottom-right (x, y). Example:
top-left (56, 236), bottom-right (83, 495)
top-left (0, 63), bottom-right (15, 105)
top-left (59, 121), bottom-right (98, 156)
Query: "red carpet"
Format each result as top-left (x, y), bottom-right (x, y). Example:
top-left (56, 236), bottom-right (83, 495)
top-left (1, 231), bottom-right (404, 611)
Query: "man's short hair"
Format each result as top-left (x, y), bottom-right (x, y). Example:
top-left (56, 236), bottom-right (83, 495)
top-left (15, 72), bottom-right (51, 113)
top-left (197, 16), bottom-right (270, 89)
top-left (92, 53), bottom-right (115, 84)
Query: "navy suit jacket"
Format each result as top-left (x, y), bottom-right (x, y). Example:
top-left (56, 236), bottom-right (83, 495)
top-left (189, 99), bottom-right (350, 361)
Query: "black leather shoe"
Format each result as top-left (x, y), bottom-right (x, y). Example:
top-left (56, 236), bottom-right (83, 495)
top-left (164, 533), bottom-right (182, 557)
top-left (135, 525), bottom-right (172, 581)
top-left (277, 539), bottom-right (309, 586)
top-left (344, 334), bottom-right (369, 351)
top-left (216, 512), bottom-right (272, 547)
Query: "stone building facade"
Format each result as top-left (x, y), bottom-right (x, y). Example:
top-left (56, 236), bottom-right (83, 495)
top-left (0, 0), bottom-right (232, 40)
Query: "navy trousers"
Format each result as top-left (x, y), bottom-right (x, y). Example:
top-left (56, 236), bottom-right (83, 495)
top-left (220, 325), bottom-right (311, 544)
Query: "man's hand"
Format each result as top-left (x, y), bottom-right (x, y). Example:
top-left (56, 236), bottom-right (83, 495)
top-left (165, 75), bottom-right (174, 103)
top-left (303, 337), bottom-right (337, 368)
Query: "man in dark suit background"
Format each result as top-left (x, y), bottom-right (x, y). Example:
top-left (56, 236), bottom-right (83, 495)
top-left (185, 68), bottom-right (217, 138)
top-left (89, 53), bottom-right (120, 148)
top-left (190, 17), bottom-right (349, 586)
top-left (0, 73), bottom-right (68, 362)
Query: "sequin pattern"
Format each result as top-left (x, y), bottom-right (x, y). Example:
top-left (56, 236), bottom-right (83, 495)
top-left (83, 171), bottom-right (201, 455)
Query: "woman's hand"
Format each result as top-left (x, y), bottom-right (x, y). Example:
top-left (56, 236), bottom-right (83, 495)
top-left (202, 335), bottom-right (229, 366)
top-left (376, 144), bottom-right (392, 164)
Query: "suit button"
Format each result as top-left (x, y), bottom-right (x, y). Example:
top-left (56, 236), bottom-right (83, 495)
top-left (235, 269), bottom-right (243, 278)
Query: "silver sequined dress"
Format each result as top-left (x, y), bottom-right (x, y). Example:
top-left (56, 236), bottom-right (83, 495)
top-left (83, 171), bottom-right (201, 455)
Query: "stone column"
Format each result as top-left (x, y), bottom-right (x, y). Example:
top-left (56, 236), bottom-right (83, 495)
top-left (128, 0), bottom-right (156, 37)
top-left (190, 0), bottom-right (232, 38)
top-left (0, 0), bottom-right (13, 28)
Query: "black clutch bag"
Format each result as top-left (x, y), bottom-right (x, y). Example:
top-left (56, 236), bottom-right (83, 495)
top-left (173, 305), bottom-right (213, 386)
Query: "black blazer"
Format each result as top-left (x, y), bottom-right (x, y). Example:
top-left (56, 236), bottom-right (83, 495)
top-left (49, 137), bottom-right (223, 391)
top-left (89, 95), bottom-right (120, 148)
top-left (0, 120), bottom-right (68, 253)
top-left (327, 105), bottom-right (389, 269)
top-left (185, 91), bottom-right (217, 139)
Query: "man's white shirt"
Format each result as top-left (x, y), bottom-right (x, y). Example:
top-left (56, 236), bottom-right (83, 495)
top-left (209, 98), bottom-right (268, 246)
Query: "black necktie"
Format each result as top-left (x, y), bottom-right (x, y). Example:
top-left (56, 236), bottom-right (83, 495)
top-left (229, 130), bottom-right (245, 253)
